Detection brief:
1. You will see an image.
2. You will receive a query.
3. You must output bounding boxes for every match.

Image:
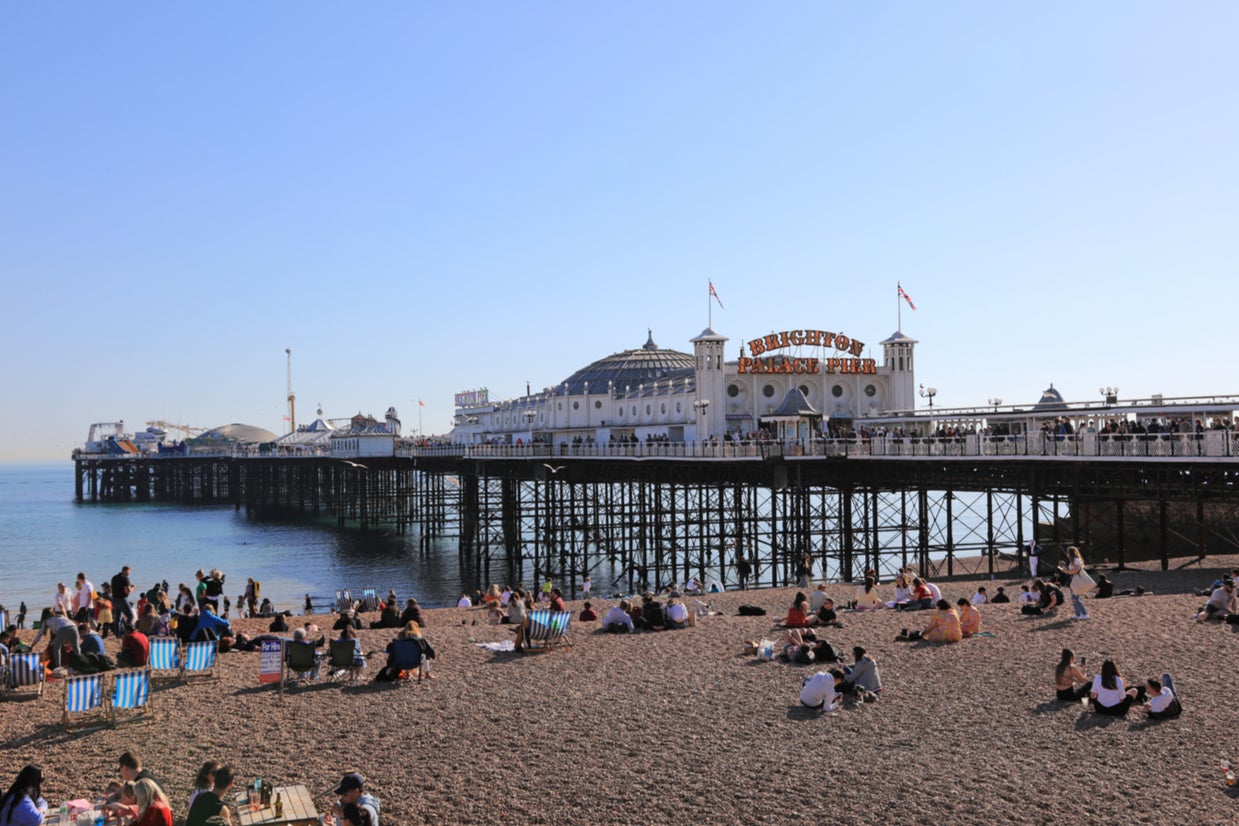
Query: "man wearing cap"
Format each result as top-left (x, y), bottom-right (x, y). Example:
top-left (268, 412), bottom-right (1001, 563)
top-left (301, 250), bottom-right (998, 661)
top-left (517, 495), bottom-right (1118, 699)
top-left (333, 773), bottom-right (380, 826)
top-left (1202, 579), bottom-right (1238, 621)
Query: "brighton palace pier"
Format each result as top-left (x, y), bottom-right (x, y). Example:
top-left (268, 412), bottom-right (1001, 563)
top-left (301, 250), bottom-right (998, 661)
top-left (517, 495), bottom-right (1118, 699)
top-left (74, 320), bottom-right (1239, 596)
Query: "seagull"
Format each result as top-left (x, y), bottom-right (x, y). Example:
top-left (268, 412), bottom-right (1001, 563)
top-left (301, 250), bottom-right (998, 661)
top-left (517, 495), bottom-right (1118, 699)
top-left (341, 460), bottom-right (369, 470)
top-left (543, 464), bottom-right (565, 474)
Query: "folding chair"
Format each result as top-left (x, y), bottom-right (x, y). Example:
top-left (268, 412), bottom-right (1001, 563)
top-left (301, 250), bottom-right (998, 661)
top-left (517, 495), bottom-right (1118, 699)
top-left (183, 640), bottom-right (218, 680)
top-left (383, 639), bottom-right (423, 685)
top-left (360, 588), bottom-right (379, 613)
top-left (283, 642), bottom-right (321, 688)
top-left (0, 608), bottom-right (7, 630)
top-left (62, 672), bottom-right (106, 730)
top-left (148, 637), bottom-right (182, 683)
top-left (6, 652), bottom-right (45, 698)
top-left (326, 639), bottom-right (363, 682)
top-left (109, 668), bottom-right (152, 726)
top-left (526, 610), bottom-right (573, 651)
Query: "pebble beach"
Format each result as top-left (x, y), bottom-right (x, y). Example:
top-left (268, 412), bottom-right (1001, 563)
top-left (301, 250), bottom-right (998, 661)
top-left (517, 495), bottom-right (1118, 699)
top-left (3, 556), bottom-right (1239, 826)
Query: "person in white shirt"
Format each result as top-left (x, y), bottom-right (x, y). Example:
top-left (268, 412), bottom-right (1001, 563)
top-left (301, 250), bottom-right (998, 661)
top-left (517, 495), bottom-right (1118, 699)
top-left (809, 584), bottom-right (831, 613)
top-left (799, 669), bottom-right (844, 711)
top-left (73, 572), bottom-right (96, 622)
top-left (925, 581), bottom-right (942, 603)
top-left (456, 594), bottom-right (472, 609)
top-left (971, 587), bottom-right (988, 605)
top-left (601, 600), bottom-right (634, 634)
top-left (54, 582), bottom-right (73, 617)
top-left (1089, 659), bottom-right (1140, 716)
top-left (1017, 585), bottom-right (1037, 605)
top-left (1142, 674), bottom-right (1181, 719)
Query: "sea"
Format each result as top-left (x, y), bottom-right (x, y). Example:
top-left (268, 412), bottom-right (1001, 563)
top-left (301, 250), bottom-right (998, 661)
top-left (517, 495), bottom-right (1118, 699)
top-left (0, 462), bottom-right (518, 616)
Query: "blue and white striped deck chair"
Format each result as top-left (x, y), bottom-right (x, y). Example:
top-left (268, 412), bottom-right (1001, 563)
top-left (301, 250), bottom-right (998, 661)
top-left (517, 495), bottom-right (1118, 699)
top-left (148, 637), bottom-right (182, 683)
top-left (183, 640), bottom-right (217, 680)
top-left (109, 668), bottom-right (152, 726)
top-left (525, 610), bottom-right (573, 651)
top-left (0, 608), bottom-right (7, 630)
top-left (360, 588), bottom-right (379, 613)
top-left (335, 589), bottom-right (353, 613)
top-left (7, 652), bottom-right (44, 698)
top-left (62, 672), bottom-right (105, 730)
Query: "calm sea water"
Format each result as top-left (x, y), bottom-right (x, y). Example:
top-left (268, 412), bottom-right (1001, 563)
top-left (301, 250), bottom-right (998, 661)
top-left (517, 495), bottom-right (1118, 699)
top-left (0, 462), bottom-right (504, 615)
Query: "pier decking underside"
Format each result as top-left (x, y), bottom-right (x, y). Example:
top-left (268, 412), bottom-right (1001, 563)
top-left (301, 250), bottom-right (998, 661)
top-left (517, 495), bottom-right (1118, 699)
top-left (74, 456), bottom-right (1239, 594)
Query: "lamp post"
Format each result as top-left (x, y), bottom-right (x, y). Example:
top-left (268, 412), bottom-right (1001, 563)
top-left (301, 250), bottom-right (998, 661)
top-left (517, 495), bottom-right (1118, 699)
top-left (987, 397), bottom-right (1003, 413)
top-left (1100, 387), bottom-right (1119, 406)
top-left (919, 384), bottom-right (937, 409)
top-left (694, 398), bottom-right (711, 447)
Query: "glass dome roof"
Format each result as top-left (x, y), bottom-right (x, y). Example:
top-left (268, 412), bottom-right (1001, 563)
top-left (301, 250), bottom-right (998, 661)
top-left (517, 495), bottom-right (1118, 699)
top-left (556, 330), bottom-right (695, 396)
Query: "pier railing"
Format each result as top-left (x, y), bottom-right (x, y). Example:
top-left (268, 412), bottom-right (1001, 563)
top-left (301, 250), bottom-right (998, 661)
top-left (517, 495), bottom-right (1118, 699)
top-left (76, 430), bottom-right (1239, 462)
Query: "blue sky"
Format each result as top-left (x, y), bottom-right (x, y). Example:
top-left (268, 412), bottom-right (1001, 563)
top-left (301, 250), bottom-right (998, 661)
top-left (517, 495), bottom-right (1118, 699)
top-left (3, 3), bottom-right (1238, 460)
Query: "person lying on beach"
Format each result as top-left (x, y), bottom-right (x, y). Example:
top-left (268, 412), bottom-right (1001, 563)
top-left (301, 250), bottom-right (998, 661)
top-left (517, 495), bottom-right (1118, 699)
top-left (1054, 648), bottom-right (1091, 702)
top-left (782, 592), bottom-right (820, 628)
top-left (799, 668), bottom-right (844, 711)
top-left (778, 628), bottom-right (818, 664)
top-left (956, 598), bottom-right (981, 637)
top-left (854, 577), bottom-right (881, 611)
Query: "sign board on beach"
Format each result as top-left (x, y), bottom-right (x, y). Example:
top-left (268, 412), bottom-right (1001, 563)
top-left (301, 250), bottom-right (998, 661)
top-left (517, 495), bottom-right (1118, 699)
top-left (259, 639), bottom-right (283, 684)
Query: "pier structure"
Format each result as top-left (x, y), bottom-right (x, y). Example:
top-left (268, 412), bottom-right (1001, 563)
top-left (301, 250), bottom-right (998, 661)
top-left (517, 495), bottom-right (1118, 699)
top-left (73, 446), bottom-right (1239, 597)
top-left (71, 319), bottom-right (1239, 594)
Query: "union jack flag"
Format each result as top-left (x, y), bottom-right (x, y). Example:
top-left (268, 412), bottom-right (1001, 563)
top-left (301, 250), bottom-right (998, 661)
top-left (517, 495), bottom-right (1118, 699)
top-left (709, 280), bottom-right (724, 309)
top-left (898, 283), bottom-right (916, 310)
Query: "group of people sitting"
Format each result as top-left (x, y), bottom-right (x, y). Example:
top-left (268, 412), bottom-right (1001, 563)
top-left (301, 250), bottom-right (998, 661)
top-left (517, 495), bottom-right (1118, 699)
top-left (598, 592), bottom-right (696, 634)
top-left (1053, 649), bottom-right (1181, 719)
top-left (0, 753), bottom-right (383, 826)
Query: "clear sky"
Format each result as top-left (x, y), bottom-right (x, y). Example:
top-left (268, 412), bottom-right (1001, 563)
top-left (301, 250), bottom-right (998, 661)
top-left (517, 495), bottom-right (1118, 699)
top-left (3, 3), bottom-right (1238, 461)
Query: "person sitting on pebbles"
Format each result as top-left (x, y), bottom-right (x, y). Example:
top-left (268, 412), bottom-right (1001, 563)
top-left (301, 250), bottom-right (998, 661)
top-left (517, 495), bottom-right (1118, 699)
top-left (956, 598), bottom-right (981, 638)
top-left (841, 646), bottom-right (882, 701)
top-left (601, 600), bottom-right (634, 634)
top-left (854, 577), bottom-right (881, 611)
top-left (1021, 579), bottom-right (1063, 617)
top-left (898, 599), bottom-right (962, 643)
top-left (799, 668), bottom-right (845, 712)
top-left (664, 596), bottom-right (690, 630)
top-left (1198, 578), bottom-right (1238, 622)
top-left (1089, 659), bottom-right (1144, 717)
top-left (782, 592), bottom-right (820, 628)
top-left (1054, 648), bottom-right (1091, 702)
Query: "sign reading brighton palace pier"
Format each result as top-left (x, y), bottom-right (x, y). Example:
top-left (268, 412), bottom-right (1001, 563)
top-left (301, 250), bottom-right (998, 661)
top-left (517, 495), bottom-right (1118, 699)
top-left (738, 329), bottom-right (877, 375)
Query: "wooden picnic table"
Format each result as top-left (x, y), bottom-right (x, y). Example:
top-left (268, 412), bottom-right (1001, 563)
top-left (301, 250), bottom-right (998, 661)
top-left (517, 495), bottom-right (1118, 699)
top-left (235, 784), bottom-right (319, 826)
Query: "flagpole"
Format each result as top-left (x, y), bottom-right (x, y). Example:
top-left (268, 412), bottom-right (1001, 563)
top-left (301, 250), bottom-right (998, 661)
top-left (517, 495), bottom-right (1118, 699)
top-left (418, 400), bottom-right (423, 439)
top-left (708, 279), bottom-right (712, 329)
top-left (897, 281), bottom-right (902, 332)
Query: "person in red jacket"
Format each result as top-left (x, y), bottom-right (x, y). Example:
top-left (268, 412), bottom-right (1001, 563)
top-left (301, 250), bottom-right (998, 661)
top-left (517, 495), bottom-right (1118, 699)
top-left (118, 629), bottom-right (150, 668)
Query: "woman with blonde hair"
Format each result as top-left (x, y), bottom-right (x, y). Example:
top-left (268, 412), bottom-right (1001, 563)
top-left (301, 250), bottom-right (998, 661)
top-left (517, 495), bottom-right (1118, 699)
top-left (922, 599), bottom-right (962, 643)
top-left (133, 778), bottom-right (173, 826)
top-left (1058, 546), bottom-right (1094, 620)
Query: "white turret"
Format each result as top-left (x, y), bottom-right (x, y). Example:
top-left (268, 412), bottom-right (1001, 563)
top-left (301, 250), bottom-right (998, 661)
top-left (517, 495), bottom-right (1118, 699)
top-left (691, 327), bottom-right (728, 440)
top-left (880, 330), bottom-right (918, 412)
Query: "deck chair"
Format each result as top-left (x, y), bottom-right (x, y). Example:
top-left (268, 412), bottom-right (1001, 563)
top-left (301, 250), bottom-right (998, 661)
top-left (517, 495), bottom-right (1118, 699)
top-left (326, 639), bottom-right (363, 682)
top-left (183, 640), bottom-right (217, 680)
top-left (63, 673), bottom-right (106, 730)
top-left (525, 610), bottom-right (573, 651)
top-left (360, 588), bottom-right (379, 613)
top-left (335, 589), bottom-right (353, 613)
top-left (0, 608), bottom-right (7, 630)
top-left (148, 637), bottom-right (182, 683)
top-left (283, 641), bottom-right (321, 687)
top-left (109, 668), bottom-right (152, 726)
top-left (6, 652), bottom-right (45, 698)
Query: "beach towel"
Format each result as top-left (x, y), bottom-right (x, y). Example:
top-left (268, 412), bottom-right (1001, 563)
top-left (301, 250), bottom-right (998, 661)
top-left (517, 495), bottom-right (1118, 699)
top-left (473, 639), bottom-right (512, 653)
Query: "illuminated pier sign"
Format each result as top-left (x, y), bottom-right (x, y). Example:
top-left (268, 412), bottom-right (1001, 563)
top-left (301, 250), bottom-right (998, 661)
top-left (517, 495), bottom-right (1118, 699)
top-left (455, 389), bottom-right (490, 408)
top-left (738, 329), bottom-right (875, 375)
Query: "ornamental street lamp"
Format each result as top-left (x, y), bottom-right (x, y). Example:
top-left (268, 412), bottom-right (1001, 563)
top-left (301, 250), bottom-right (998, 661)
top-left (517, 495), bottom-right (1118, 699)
top-left (919, 384), bottom-right (937, 408)
top-left (1100, 387), bottom-right (1119, 406)
top-left (987, 397), bottom-right (1003, 413)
